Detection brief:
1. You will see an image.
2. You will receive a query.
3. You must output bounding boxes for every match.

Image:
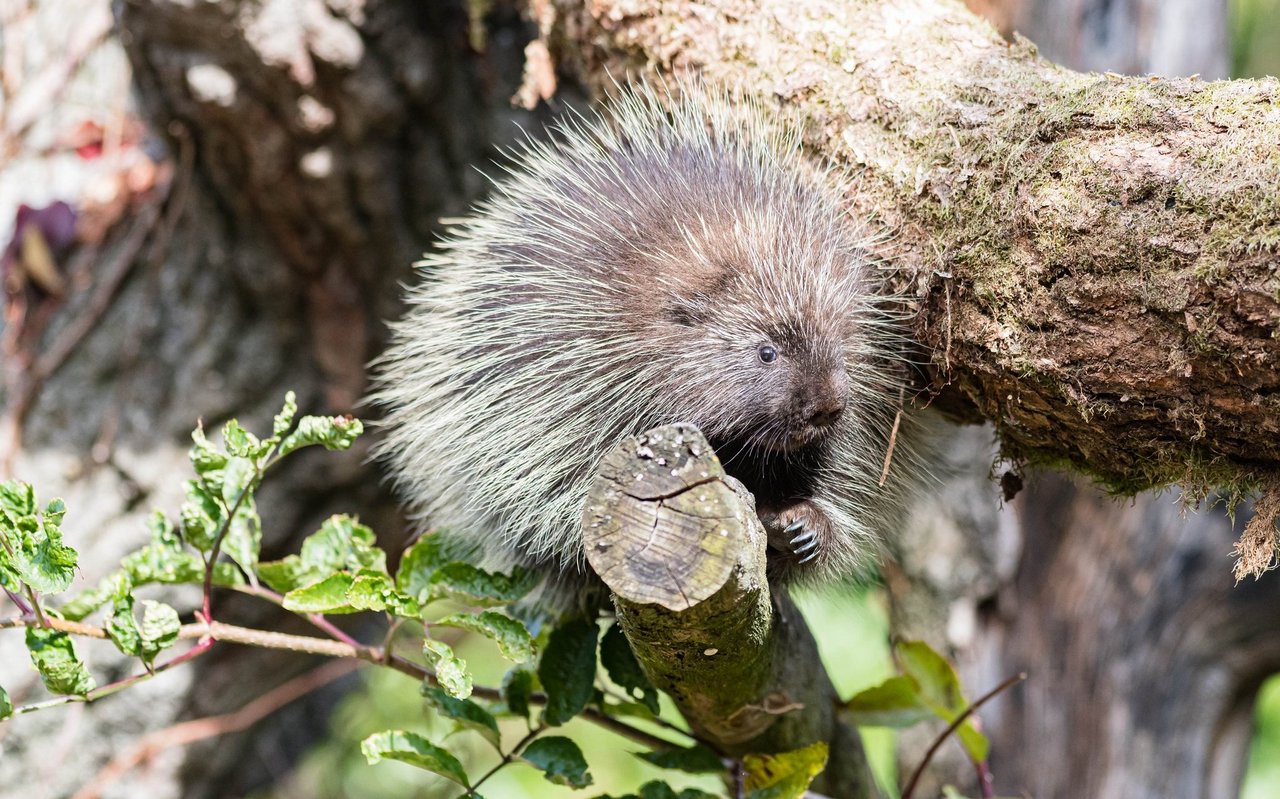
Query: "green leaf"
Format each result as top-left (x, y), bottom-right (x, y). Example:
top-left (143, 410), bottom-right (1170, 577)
top-left (436, 611), bottom-right (534, 663)
top-left (538, 617), bottom-right (599, 726)
top-left (601, 622), bottom-right (659, 714)
top-left (0, 479), bottom-right (36, 515)
top-left (595, 783), bottom-right (721, 799)
top-left (347, 570), bottom-right (394, 611)
top-left (425, 562), bottom-right (540, 607)
top-left (273, 391), bottom-right (299, 437)
top-left (360, 730), bottom-right (470, 787)
top-left (219, 492), bottom-right (262, 578)
top-left (0, 684), bottom-right (11, 719)
top-left (222, 420), bottom-right (264, 459)
top-left (282, 572), bottom-right (359, 614)
top-left (743, 742), bottom-right (828, 799)
top-left (138, 600), bottom-right (181, 663)
top-left (1, 483), bottom-right (78, 595)
top-left (257, 515), bottom-right (385, 594)
top-left (26, 626), bottom-right (95, 696)
top-left (189, 425), bottom-right (228, 475)
top-left (843, 675), bottom-right (934, 728)
top-left (180, 480), bottom-right (222, 552)
top-left (895, 640), bottom-right (990, 762)
top-left (421, 685), bottom-right (501, 750)
top-left (106, 576), bottom-right (141, 657)
top-left (278, 414), bottom-right (363, 457)
top-left (520, 736), bottom-right (592, 788)
top-left (897, 640), bottom-right (965, 715)
top-left (636, 745), bottom-right (724, 774)
top-left (501, 667), bottom-right (534, 719)
top-left (424, 638), bottom-right (472, 699)
top-left (394, 535), bottom-right (452, 598)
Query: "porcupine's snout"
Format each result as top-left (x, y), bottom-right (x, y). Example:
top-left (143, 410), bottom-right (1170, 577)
top-left (805, 366), bottom-right (849, 430)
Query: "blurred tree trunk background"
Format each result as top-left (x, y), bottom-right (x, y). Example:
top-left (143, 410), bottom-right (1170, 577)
top-left (1, 2), bottom-right (549, 797)
top-left (1, 1), bottom-right (1278, 798)
top-left (890, 3), bottom-right (1280, 799)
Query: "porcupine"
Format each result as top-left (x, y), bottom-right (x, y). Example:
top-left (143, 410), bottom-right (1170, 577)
top-left (373, 81), bottom-right (914, 612)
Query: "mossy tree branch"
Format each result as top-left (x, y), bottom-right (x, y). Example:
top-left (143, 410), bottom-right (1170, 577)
top-left (540, 0), bottom-right (1280, 496)
top-left (583, 424), bottom-right (876, 798)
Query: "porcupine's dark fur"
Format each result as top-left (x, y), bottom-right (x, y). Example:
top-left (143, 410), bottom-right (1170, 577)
top-left (372, 81), bottom-right (916, 612)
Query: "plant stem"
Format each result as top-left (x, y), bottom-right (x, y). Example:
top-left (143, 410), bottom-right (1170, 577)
top-left (901, 672), bottom-right (1028, 799)
top-left (4, 614), bottom-right (688, 752)
top-left (467, 725), bottom-right (544, 796)
top-left (13, 636), bottom-right (213, 716)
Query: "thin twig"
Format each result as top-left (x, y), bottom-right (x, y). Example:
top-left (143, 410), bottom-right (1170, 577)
top-left (901, 672), bottom-right (1028, 799)
top-left (467, 725), bottom-right (545, 796)
top-left (68, 658), bottom-right (360, 799)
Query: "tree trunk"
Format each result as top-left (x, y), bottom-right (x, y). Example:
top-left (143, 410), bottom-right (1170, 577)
top-left (885, 3), bottom-right (1280, 797)
top-left (1, 2), bottom-right (543, 797)
top-left (541, 0), bottom-right (1280, 495)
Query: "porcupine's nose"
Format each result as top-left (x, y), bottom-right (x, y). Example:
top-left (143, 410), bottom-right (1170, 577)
top-left (807, 368), bottom-right (849, 428)
top-left (808, 398), bottom-right (846, 428)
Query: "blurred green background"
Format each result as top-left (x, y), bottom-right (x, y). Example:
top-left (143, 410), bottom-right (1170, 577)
top-left (250, 3), bottom-right (1280, 797)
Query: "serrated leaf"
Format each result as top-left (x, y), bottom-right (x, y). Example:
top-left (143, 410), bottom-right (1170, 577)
top-left (843, 675), bottom-right (934, 728)
top-left (636, 745), bottom-right (724, 774)
top-left (1, 484), bottom-right (78, 596)
top-left (257, 515), bottom-right (385, 594)
top-left (106, 576), bottom-right (141, 657)
top-left (278, 414), bottom-right (363, 457)
top-left (0, 480), bottom-right (36, 515)
top-left (424, 638), bottom-right (472, 699)
top-left (601, 622), bottom-right (659, 714)
top-left (520, 736), bottom-right (592, 788)
top-left (360, 730), bottom-right (470, 787)
top-left (273, 391), bottom-right (298, 437)
top-left (743, 742), bottom-right (827, 799)
top-left (61, 547), bottom-right (241, 622)
top-left (282, 573), bottom-right (358, 614)
top-left (501, 667), bottom-right (534, 719)
top-left (436, 611), bottom-right (534, 663)
top-left (10, 519), bottom-right (78, 595)
top-left (348, 570), bottom-right (393, 611)
top-left (138, 600), bottom-right (180, 663)
top-left (222, 420), bottom-right (263, 459)
top-left (220, 496), bottom-right (262, 578)
top-left (538, 617), bottom-right (598, 726)
top-left (189, 425), bottom-right (228, 475)
top-left (427, 562), bottom-right (540, 607)
top-left (26, 626), bottom-right (95, 696)
top-left (180, 480), bottom-right (222, 551)
top-left (421, 685), bottom-right (501, 750)
top-left (395, 535), bottom-right (451, 598)
top-left (0, 685), bottom-right (11, 719)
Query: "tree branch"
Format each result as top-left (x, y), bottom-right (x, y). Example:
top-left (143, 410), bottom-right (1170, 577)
top-left (543, 0), bottom-right (1280, 496)
top-left (583, 424), bottom-right (877, 798)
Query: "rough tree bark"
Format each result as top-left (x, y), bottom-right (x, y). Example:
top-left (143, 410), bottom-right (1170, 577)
top-left (583, 425), bottom-right (874, 797)
top-left (4, 0), bottom-right (1278, 797)
top-left (2, 2), bottom-right (543, 797)
top-left (539, 0), bottom-right (1280, 497)
top-left (886, 3), bottom-right (1280, 798)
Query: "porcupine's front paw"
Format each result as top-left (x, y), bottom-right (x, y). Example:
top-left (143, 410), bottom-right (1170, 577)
top-left (760, 499), bottom-right (835, 570)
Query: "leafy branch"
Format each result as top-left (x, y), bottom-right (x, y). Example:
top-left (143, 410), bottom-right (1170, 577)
top-left (0, 393), bottom-right (1014, 798)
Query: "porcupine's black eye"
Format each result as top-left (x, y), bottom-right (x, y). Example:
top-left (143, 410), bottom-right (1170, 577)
top-left (758, 344), bottom-right (778, 364)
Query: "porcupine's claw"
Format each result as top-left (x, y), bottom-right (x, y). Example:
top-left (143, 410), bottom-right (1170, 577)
top-left (788, 524), bottom-right (820, 563)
